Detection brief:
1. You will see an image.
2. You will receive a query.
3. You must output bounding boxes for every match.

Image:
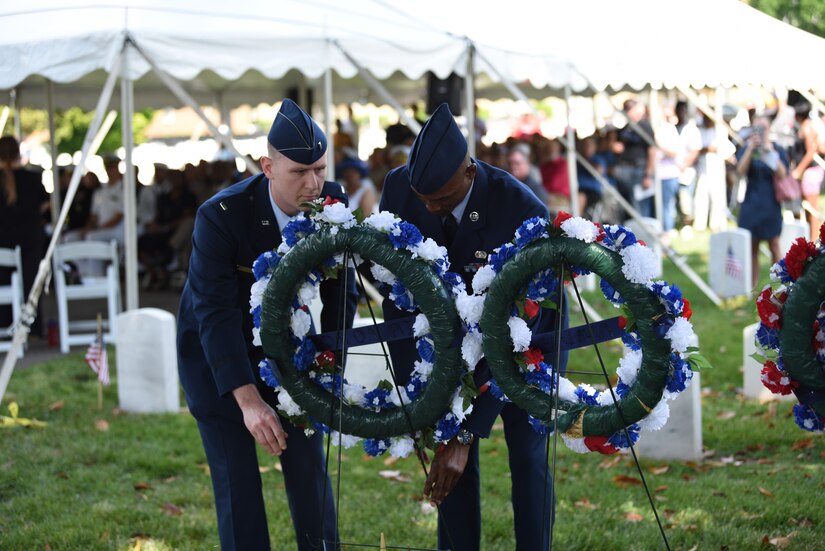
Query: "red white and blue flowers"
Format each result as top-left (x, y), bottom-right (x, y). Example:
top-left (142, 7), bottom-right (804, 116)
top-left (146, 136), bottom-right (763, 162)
top-left (754, 227), bottom-right (825, 433)
top-left (250, 200), bottom-right (473, 458)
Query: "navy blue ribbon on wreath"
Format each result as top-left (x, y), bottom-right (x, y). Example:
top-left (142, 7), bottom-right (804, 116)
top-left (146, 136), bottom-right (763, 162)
top-left (308, 315), bottom-right (624, 355)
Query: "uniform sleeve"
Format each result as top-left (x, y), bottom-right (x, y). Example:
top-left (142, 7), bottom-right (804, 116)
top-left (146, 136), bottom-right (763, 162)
top-left (188, 204), bottom-right (256, 396)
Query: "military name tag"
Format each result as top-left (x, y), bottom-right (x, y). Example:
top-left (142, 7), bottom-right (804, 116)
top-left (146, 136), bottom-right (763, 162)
top-left (464, 262), bottom-right (485, 273)
top-left (262, 220), bottom-right (270, 226)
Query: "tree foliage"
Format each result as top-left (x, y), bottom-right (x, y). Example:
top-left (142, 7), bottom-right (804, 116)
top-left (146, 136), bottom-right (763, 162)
top-left (748, 0), bottom-right (825, 39)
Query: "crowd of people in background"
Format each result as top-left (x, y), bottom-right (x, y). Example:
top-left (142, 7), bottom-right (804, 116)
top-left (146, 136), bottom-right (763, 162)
top-left (1, 93), bottom-right (824, 339)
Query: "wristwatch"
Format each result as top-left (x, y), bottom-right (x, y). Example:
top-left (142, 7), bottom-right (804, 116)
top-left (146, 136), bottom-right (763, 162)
top-left (455, 427), bottom-right (475, 446)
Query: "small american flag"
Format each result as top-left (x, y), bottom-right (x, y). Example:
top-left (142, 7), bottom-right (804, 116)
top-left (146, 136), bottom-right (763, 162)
top-left (725, 245), bottom-right (743, 281)
top-left (85, 335), bottom-right (110, 386)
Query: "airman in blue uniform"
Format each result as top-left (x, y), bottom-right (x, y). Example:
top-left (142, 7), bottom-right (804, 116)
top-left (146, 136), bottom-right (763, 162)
top-left (379, 103), bottom-right (565, 551)
top-left (177, 99), bottom-right (357, 550)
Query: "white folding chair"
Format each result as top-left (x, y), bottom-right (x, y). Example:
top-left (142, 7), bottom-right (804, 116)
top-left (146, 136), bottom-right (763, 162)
top-left (53, 240), bottom-right (121, 353)
top-left (0, 246), bottom-right (24, 357)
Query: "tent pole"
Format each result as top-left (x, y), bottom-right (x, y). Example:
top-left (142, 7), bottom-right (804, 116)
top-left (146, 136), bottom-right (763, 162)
top-left (332, 40), bottom-right (422, 134)
top-left (676, 85), bottom-right (743, 147)
top-left (46, 79), bottom-right (61, 226)
top-left (121, 49), bottom-right (139, 312)
top-left (564, 85), bottom-right (580, 216)
top-left (0, 106), bottom-right (9, 134)
top-left (324, 54), bottom-right (335, 180)
top-left (464, 42), bottom-right (476, 159)
top-left (649, 88), bottom-right (663, 229)
top-left (0, 50), bottom-right (123, 404)
top-left (128, 39), bottom-right (260, 175)
top-left (11, 88), bottom-right (21, 141)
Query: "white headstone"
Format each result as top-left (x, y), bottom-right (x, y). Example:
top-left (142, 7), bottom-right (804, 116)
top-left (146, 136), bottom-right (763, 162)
top-left (779, 218), bottom-right (809, 256)
top-left (624, 217), bottom-right (663, 278)
top-left (636, 334), bottom-right (702, 461)
top-left (115, 308), bottom-right (180, 413)
top-left (742, 322), bottom-right (795, 402)
top-left (343, 317), bottom-right (393, 390)
top-left (709, 229), bottom-right (752, 298)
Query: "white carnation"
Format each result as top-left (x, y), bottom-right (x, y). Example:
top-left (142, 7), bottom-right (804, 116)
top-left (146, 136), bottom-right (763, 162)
top-left (370, 263), bottom-right (396, 285)
top-left (461, 332), bottom-right (484, 371)
top-left (318, 202), bottom-right (355, 225)
top-left (508, 316), bottom-right (532, 352)
top-left (276, 389), bottom-right (304, 417)
top-left (597, 388), bottom-right (618, 406)
top-left (330, 431), bottom-right (361, 449)
top-left (456, 291), bottom-right (485, 326)
top-left (388, 436), bottom-right (416, 458)
top-left (620, 243), bottom-right (660, 284)
top-left (637, 399), bottom-right (670, 432)
top-left (561, 217), bottom-right (601, 243)
top-left (250, 277), bottom-right (270, 309)
top-left (561, 435), bottom-right (591, 454)
top-left (557, 376), bottom-right (578, 403)
top-left (617, 349), bottom-right (643, 386)
top-left (412, 314), bottom-right (430, 338)
top-left (450, 391), bottom-right (472, 420)
top-left (252, 327), bottom-right (261, 347)
top-left (290, 309), bottom-right (312, 338)
top-left (471, 264), bottom-right (496, 293)
top-left (298, 282), bottom-right (318, 306)
top-left (343, 383), bottom-right (367, 405)
top-left (388, 386), bottom-right (410, 407)
top-left (665, 317), bottom-right (694, 353)
top-left (364, 211), bottom-right (400, 232)
top-left (277, 241), bottom-right (291, 255)
top-left (412, 238), bottom-right (448, 262)
top-left (412, 359), bottom-right (433, 381)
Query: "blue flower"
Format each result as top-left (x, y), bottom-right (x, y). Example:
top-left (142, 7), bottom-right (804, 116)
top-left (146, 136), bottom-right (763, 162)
top-left (363, 387), bottom-right (393, 410)
top-left (622, 332), bottom-right (641, 351)
top-left (390, 280), bottom-right (416, 312)
top-left (653, 315), bottom-right (676, 339)
top-left (755, 323), bottom-right (780, 350)
top-left (433, 257), bottom-right (451, 276)
top-left (259, 359), bottom-right (280, 389)
top-left (523, 363), bottom-right (557, 395)
top-left (405, 375), bottom-right (425, 401)
top-left (793, 404), bottom-right (825, 432)
top-left (607, 423), bottom-right (640, 449)
top-left (649, 281), bottom-right (683, 316)
top-left (615, 380), bottom-right (630, 399)
top-left (666, 353), bottom-right (692, 394)
top-left (486, 378), bottom-right (509, 401)
top-left (771, 258), bottom-right (793, 285)
top-left (364, 438), bottom-right (390, 457)
top-left (388, 221), bottom-right (424, 249)
top-left (527, 415), bottom-right (550, 434)
top-left (252, 305), bottom-right (262, 329)
top-left (515, 217), bottom-right (549, 249)
top-left (600, 278), bottom-right (625, 305)
top-left (527, 269), bottom-right (558, 301)
top-left (574, 385), bottom-right (600, 405)
top-left (416, 337), bottom-right (435, 363)
top-left (313, 372), bottom-right (343, 395)
top-left (293, 338), bottom-right (317, 371)
top-left (309, 417), bottom-right (331, 434)
top-left (601, 225), bottom-right (637, 250)
top-left (441, 271), bottom-right (466, 294)
top-left (282, 217), bottom-right (316, 247)
top-left (253, 251), bottom-right (280, 280)
top-left (569, 265), bottom-right (592, 277)
top-left (434, 413), bottom-right (461, 442)
top-left (489, 243), bottom-right (518, 272)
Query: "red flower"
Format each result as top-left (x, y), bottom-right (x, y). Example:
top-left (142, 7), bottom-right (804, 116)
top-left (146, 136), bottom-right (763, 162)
top-left (819, 221), bottom-right (825, 245)
top-left (784, 237), bottom-right (819, 280)
top-left (553, 211), bottom-right (573, 229)
top-left (760, 360), bottom-right (798, 395)
top-left (618, 316), bottom-right (627, 330)
top-left (315, 350), bottom-right (336, 369)
top-left (594, 222), bottom-right (606, 242)
top-left (522, 347), bottom-right (545, 367)
top-left (479, 382), bottom-right (490, 394)
top-left (323, 196), bottom-right (341, 207)
top-left (755, 285), bottom-right (785, 330)
top-left (681, 299), bottom-right (692, 320)
top-left (524, 299), bottom-right (540, 319)
top-left (584, 436), bottom-right (619, 455)
top-left (638, 240), bottom-right (647, 247)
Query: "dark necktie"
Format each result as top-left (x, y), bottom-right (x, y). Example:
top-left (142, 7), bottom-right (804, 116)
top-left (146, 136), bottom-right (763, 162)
top-left (443, 214), bottom-right (459, 248)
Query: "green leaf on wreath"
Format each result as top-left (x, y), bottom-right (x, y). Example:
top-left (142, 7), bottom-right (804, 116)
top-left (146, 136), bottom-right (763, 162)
top-left (539, 297), bottom-right (558, 311)
top-left (353, 207), bottom-right (366, 224)
top-left (377, 379), bottom-right (394, 392)
top-left (619, 303), bottom-right (637, 331)
top-left (686, 353), bottom-right (713, 371)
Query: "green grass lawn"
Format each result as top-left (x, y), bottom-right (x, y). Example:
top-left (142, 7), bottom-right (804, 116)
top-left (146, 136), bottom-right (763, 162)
top-left (1, 230), bottom-right (824, 550)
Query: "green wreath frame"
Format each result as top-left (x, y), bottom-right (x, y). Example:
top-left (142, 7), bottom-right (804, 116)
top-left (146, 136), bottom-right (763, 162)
top-left (260, 225), bottom-right (463, 439)
top-left (480, 237), bottom-right (672, 438)
top-left (779, 252), bottom-right (825, 418)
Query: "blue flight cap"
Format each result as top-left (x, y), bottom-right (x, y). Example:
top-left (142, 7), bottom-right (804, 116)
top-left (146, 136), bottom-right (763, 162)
top-left (267, 98), bottom-right (327, 165)
top-left (407, 103), bottom-right (467, 194)
top-left (336, 157), bottom-right (368, 178)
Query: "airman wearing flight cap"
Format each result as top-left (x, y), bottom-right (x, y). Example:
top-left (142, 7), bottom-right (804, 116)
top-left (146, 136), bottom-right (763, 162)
top-left (379, 103), bottom-right (565, 551)
top-left (177, 98), bottom-right (357, 551)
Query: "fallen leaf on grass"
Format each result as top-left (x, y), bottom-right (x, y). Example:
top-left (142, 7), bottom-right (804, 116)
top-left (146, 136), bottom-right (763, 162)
top-left (383, 455), bottom-right (399, 466)
top-left (739, 512), bottom-right (763, 520)
top-left (44, 545), bottom-right (52, 551)
top-left (791, 438), bottom-right (814, 450)
top-left (274, 462), bottom-right (283, 472)
top-left (379, 470), bottom-right (411, 483)
top-left (654, 485), bottom-right (668, 493)
top-left (649, 465), bottom-right (669, 475)
top-left (788, 517), bottom-right (813, 528)
top-left (56, 471), bottom-right (68, 480)
top-left (623, 512), bottom-right (644, 522)
top-left (716, 410), bottom-right (737, 420)
top-left (196, 463), bottom-right (211, 476)
top-left (763, 532), bottom-right (796, 549)
top-left (48, 401), bottom-right (64, 411)
top-left (612, 475), bottom-right (642, 487)
top-left (94, 419), bottom-right (109, 431)
top-left (161, 476), bottom-right (177, 484)
top-left (161, 503), bottom-right (183, 516)
top-left (598, 456), bottom-right (621, 469)
top-left (133, 482), bottom-right (151, 491)
top-left (758, 487), bottom-right (774, 498)
top-left (574, 498), bottom-right (598, 510)
top-left (420, 501), bottom-right (437, 515)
